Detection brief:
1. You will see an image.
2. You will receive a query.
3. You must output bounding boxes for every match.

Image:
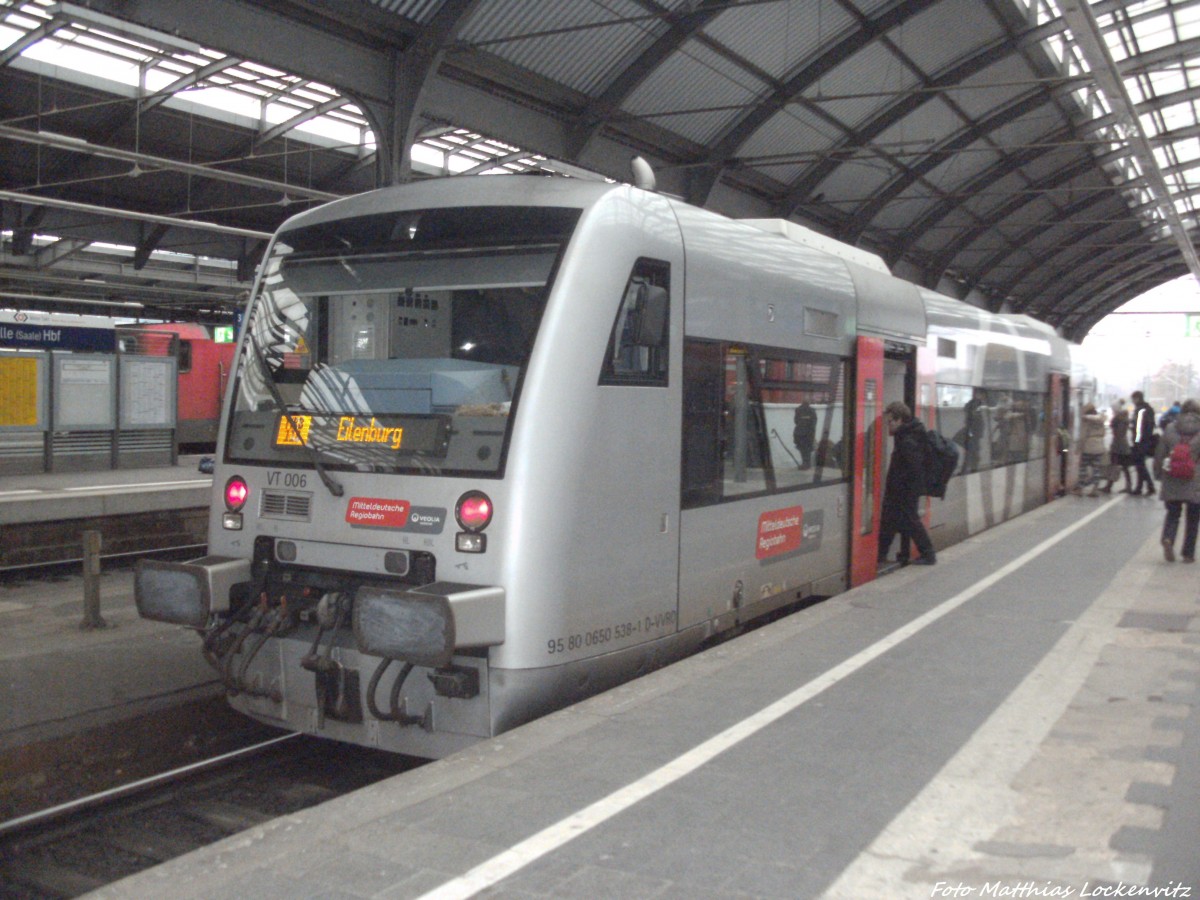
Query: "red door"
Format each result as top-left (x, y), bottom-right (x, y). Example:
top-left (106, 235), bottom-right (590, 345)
top-left (850, 336), bottom-right (885, 587)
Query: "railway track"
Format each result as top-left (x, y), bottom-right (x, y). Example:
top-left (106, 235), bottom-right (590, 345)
top-left (0, 508), bottom-right (209, 572)
top-left (0, 734), bottom-right (420, 898)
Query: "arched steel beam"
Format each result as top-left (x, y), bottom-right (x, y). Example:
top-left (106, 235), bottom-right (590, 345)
top-left (841, 89), bottom-right (1055, 244)
top-left (388, 0), bottom-right (482, 184)
top-left (1060, 250), bottom-right (1188, 338)
top-left (137, 57), bottom-right (242, 117)
top-left (960, 160), bottom-right (1148, 308)
top-left (776, 46), bottom-right (1033, 222)
top-left (1070, 268), bottom-right (1184, 339)
top-left (770, 0), bottom-right (1081, 226)
top-left (916, 93), bottom-right (1200, 296)
top-left (685, 0), bottom-right (942, 207)
top-left (564, 0), bottom-right (725, 160)
top-left (1058, 0), bottom-right (1200, 280)
top-left (1064, 242), bottom-right (1190, 316)
top-left (1007, 218), bottom-right (1161, 317)
top-left (911, 150), bottom-right (1104, 285)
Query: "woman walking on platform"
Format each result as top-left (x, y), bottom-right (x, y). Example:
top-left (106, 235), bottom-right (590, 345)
top-left (1109, 401), bottom-right (1133, 493)
top-left (1153, 398), bottom-right (1200, 563)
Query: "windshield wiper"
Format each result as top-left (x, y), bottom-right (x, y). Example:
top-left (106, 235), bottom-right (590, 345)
top-left (243, 327), bottom-right (344, 497)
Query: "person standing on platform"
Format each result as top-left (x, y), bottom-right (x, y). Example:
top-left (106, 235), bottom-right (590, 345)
top-left (1130, 390), bottom-right (1157, 496)
top-left (1109, 400), bottom-right (1133, 493)
top-left (1074, 402), bottom-right (1107, 496)
top-left (877, 401), bottom-right (936, 567)
top-left (1153, 398), bottom-right (1200, 563)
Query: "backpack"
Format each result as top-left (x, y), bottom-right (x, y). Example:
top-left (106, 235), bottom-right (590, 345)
top-left (922, 429), bottom-right (960, 499)
top-left (1165, 439), bottom-right (1196, 480)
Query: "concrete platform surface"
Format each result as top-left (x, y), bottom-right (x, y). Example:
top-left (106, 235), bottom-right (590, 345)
top-left (0, 455), bottom-right (212, 525)
top-left (73, 494), bottom-right (1199, 900)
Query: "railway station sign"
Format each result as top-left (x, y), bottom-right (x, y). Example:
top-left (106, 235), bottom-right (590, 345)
top-left (0, 319), bottom-right (116, 352)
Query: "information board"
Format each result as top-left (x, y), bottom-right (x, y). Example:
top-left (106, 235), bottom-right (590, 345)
top-left (0, 352), bottom-right (47, 429)
top-left (53, 355), bottom-right (115, 429)
top-left (119, 356), bottom-right (177, 428)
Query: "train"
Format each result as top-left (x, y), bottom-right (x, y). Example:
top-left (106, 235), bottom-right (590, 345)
top-left (0, 309), bottom-right (235, 453)
top-left (134, 172), bottom-right (1098, 758)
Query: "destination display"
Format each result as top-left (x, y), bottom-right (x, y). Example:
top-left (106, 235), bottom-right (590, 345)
top-left (274, 412), bottom-right (450, 457)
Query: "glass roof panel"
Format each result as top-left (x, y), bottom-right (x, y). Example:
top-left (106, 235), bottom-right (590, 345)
top-left (1176, 4), bottom-right (1200, 35)
top-left (0, 0), bottom-right (557, 178)
top-left (1041, 0), bottom-right (1200, 244)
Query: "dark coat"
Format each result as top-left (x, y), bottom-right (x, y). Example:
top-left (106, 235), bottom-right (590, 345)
top-left (886, 418), bottom-right (928, 499)
top-left (1132, 400), bottom-right (1156, 451)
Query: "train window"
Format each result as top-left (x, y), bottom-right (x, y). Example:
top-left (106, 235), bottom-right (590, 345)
top-left (682, 340), bottom-right (847, 508)
top-left (936, 385), bottom-right (1045, 474)
top-left (228, 205), bottom-right (581, 477)
top-left (177, 340), bottom-right (192, 374)
top-left (600, 259), bottom-right (670, 386)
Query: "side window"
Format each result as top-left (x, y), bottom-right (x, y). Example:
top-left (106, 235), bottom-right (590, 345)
top-left (935, 385), bottom-right (1043, 472)
top-left (682, 339), bottom-right (847, 509)
top-left (600, 259), bottom-right (669, 386)
top-left (758, 352), bottom-right (847, 491)
top-left (177, 339), bottom-right (193, 374)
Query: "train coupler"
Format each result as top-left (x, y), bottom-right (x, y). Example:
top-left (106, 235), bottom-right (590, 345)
top-left (303, 655), bottom-right (363, 725)
top-left (428, 665), bottom-right (480, 700)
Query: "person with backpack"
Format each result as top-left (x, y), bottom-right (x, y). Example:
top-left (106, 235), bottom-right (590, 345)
top-left (1153, 399), bottom-right (1200, 562)
top-left (877, 400), bottom-right (937, 567)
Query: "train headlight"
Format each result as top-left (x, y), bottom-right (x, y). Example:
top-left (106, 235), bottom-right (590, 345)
top-left (456, 491), bottom-right (492, 531)
top-left (224, 476), bottom-right (249, 511)
top-left (222, 476), bottom-right (248, 530)
top-left (455, 491), bottom-right (491, 553)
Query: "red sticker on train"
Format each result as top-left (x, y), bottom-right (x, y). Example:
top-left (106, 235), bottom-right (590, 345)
top-left (756, 505), bottom-right (804, 559)
top-left (346, 497), bottom-right (411, 528)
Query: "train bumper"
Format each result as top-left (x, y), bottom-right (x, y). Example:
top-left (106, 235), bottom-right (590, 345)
top-left (135, 556), bottom-right (250, 628)
top-left (353, 582), bottom-right (505, 667)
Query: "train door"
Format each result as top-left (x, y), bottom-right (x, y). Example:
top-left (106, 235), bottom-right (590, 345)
top-left (1046, 373), bottom-right (1069, 499)
top-left (880, 347), bottom-right (914, 507)
top-left (849, 336), bottom-right (884, 586)
top-left (849, 338), bottom-right (918, 586)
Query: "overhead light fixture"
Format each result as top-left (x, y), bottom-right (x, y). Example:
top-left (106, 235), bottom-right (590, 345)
top-left (0, 291), bottom-right (144, 311)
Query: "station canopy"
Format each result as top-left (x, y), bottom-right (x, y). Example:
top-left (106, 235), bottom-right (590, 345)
top-left (1, 0), bottom-right (1199, 339)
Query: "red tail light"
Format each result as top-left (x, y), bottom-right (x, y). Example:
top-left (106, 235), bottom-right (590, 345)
top-left (224, 476), bottom-right (249, 511)
top-left (456, 491), bottom-right (492, 532)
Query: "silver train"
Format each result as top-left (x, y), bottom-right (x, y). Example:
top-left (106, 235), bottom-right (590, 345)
top-left (136, 174), bottom-right (1095, 757)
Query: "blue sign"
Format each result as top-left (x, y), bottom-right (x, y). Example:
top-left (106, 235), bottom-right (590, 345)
top-left (0, 322), bottom-right (116, 352)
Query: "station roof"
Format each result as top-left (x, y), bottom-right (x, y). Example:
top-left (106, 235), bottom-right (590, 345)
top-left (2, 0), bottom-right (1199, 340)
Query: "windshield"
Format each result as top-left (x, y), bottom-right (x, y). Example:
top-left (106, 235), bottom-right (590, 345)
top-left (227, 205), bottom-right (580, 476)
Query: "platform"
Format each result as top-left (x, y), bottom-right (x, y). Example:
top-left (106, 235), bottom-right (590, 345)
top-left (0, 455), bottom-right (213, 569)
top-left (0, 455), bottom-right (212, 527)
top-left (57, 492), bottom-right (1196, 899)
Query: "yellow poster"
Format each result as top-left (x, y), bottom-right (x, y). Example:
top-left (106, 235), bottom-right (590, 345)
top-left (0, 357), bottom-right (40, 427)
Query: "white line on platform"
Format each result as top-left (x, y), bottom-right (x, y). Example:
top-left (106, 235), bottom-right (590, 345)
top-left (60, 479), bottom-right (212, 490)
top-left (418, 497), bottom-right (1123, 900)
